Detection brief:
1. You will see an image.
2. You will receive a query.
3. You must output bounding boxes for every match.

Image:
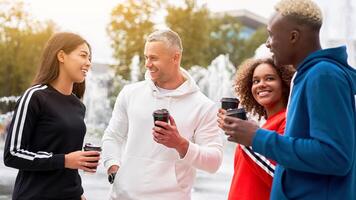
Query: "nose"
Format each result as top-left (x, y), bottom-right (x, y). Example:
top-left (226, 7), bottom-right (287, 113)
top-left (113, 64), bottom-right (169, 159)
top-left (86, 58), bottom-right (91, 68)
top-left (257, 80), bottom-right (267, 88)
top-left (145, 59), bottom-right (152, 68)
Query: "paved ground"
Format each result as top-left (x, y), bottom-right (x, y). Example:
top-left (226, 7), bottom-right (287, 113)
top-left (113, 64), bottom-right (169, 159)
top-left (0, 137), bottom-right (235, 200)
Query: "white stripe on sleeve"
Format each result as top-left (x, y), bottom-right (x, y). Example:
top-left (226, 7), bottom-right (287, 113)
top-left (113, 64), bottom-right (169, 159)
top-left (10, 85), bottom-right (52, 161)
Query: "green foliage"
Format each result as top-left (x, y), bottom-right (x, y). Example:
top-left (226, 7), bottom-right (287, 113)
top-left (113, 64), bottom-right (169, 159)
top-left (207, 15), bottom-right (244, 67)
top-left (108, 0), bottom-right (268, 76)
top-left (165, 1), bottom-right (267, 69)
top-left (166, 0), bottom-right (211, 68)
top-left (212, 24), bottom-right (268, 67)
top-left (0, 0), bottom-right (55, 96)
top-left (233, 27), bottom-right (268, 69)
top-left (107, 0), bottom-right (164, 80)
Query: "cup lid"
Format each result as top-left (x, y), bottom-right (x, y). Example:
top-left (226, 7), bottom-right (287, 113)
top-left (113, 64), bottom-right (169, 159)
top-left (153, 109), bottom-right (169, 115)
top-left (221, 97), bottom-right (239, 102)
top-left (84, 143), bottom-right (101, 148)
top-left (226, 108), bottom-right (246, 114)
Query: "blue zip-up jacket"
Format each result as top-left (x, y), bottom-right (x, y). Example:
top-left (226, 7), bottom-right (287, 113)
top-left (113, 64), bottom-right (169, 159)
top-left (252, 46), bottom-right (356, 200)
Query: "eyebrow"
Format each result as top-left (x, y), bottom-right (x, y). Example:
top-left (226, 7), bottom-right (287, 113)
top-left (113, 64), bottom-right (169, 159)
top-left (80, 50), bottom-right (91, 59)
top-left (80, 50), bottom-right (91, 61)
top-left (145, 54), bottom-right (158, 58)
top-left (80, 50), bottom-right (89, 55)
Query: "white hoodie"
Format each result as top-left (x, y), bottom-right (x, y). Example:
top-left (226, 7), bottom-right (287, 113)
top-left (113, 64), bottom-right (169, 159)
top-left (102, 68), bottom-right (223, 200)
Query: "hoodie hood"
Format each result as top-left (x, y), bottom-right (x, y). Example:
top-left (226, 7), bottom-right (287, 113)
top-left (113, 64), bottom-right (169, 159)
top-left (295, 46), bottom-right (356, 83)
top-left (297, 46), bottom-right (352, 72)
top-left (144, 67), bottom-right (200, 98)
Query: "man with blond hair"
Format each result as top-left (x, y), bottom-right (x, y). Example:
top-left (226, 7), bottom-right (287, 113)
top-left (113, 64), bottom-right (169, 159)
top-left (102, 29), bottom-right (223, 200)
top-left (218, 0), bottom-right (356, 199)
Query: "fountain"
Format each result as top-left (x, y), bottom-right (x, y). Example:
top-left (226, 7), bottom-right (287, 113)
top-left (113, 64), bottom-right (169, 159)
top-left (189, 54), bottom-right (237, 102)
top-left (83, 62), bottom-right (132, 136)
top-left (0, 96), bottom-right (18, 137)
top-left (83, 68), bottom-right (113, 135)
top-left (130, 54), bottom-right (141, 82)
top-left (0, 98), bottom-right (18, 199)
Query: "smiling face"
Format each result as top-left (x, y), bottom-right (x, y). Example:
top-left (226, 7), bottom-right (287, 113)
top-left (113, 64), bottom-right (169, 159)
top-left (144, 41), bottom-right (180, 88)
top-left (251, 63), bottom-right (285, 112)
top-left (60, 43), bottom-right (91, 83)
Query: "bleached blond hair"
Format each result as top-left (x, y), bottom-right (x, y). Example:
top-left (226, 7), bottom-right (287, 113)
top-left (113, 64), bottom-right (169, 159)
top-left (275, 0), bottom-right (323, 29)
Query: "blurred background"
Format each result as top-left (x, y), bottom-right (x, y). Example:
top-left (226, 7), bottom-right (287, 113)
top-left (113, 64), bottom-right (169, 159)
top-left (0, 0), bottom-right (355, 199)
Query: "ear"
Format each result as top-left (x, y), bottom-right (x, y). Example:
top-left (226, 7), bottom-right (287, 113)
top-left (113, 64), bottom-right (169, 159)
top-left (290, 30), bottom-right (300, 44)
top-left (57, 50), bottom-right (65, 63)
top-left (173, 52), bottom-right (181, 63)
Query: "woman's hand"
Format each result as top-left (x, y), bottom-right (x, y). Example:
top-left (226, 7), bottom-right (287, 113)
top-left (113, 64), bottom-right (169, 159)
top-left (64, 150), bottom-right (100, 172)
top-left (217, 108), bottom-right (227, 128)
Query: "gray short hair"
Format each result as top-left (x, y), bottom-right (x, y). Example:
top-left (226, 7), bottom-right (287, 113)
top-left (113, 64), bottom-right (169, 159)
top-left (146, 29), bottom-right (183, 53)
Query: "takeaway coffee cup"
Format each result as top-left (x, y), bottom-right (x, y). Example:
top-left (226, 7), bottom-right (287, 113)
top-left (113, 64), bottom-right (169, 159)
top-left (226, 108), bottom-right (247, 120)
top-left (83, 143), bottom-right (101, 170)
top-left (221, 98), bottom-right (239, 110)
top-left (153, 109), bottom-right (170, 128)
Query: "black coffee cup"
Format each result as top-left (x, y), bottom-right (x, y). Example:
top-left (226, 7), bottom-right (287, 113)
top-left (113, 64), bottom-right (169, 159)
top-left (221, 97), bottom-right (239, 110)
top-left (153, 109), bottom-right (169, 128)
top-left (83, 143), bottom-right (101, 170)
top-left (226, 108), bottom-right (247, 120)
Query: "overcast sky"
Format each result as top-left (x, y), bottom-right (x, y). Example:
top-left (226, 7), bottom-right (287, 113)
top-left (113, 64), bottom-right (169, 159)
top-left (20, 0), bottom-right (355, 64)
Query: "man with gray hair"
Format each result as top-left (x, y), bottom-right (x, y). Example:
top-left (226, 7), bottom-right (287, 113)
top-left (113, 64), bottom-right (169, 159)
top-left (102, 29), bottom-right (223, 200)
top-left (218, 0), bottom-right (356, 199)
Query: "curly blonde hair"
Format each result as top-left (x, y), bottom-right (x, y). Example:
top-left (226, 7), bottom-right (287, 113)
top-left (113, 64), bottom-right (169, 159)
top-left (235, 58), bottom-right (295, 120)
top-left (275, 0), bottom-right (323, 30)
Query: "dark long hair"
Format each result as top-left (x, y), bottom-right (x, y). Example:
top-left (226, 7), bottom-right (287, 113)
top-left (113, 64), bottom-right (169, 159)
top-left (32, 32), bottom-right (91, 98)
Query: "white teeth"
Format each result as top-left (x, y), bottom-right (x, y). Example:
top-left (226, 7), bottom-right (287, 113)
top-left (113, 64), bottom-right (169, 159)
top-left (81, 69), bottom-right (88, 75)
top-left (258, 91), bottom-right (270, 97)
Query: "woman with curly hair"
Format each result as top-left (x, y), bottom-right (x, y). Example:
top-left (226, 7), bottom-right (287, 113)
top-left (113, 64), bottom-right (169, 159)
top-left (221, 57), bottom-right (295, 200)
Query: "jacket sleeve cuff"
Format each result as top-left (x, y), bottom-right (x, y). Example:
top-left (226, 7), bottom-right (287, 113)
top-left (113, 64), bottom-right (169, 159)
top-left (52, 154), bottom-right (65, 169)
top-left (179, 141), bottom-right (198, 164)
top-left (104, 159), bottom-right (121, 170)
top-left (252, 128), bottom-right (274, 155)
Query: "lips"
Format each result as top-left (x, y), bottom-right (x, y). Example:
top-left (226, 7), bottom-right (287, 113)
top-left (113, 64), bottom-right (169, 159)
top-left (148, 67), bottom-right (159, 76)
top-left (81, 69), bottom-right (88, 76)
top-left (149, 68), bottom-right (158, 73)
top-left (257, 90), bottom-right (271, 97)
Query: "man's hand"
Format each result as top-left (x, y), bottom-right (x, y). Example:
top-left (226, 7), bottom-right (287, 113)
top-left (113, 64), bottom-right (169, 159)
top-left (217, 108), bottom-right (259, 146)
top-left (107, 165), bottom-right (119, 175)
top-left (152, 115), bottom-right (189, 158)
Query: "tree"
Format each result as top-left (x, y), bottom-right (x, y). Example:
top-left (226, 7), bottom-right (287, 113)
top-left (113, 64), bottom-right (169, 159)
top-left (207, 15), bottom-right (244, 67)
top-left (108, 0), bottom-right (267, 74)
top-left (238, 27), bottom-right (268, 66)
top-left (166, 0), bottom-right (212, 68)
top-left (107, 0), bottom-right (163, 80)
top-left (207, 15), bottom-right (268, 67)
top-left (0, 0), bottom-right (55, 97)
